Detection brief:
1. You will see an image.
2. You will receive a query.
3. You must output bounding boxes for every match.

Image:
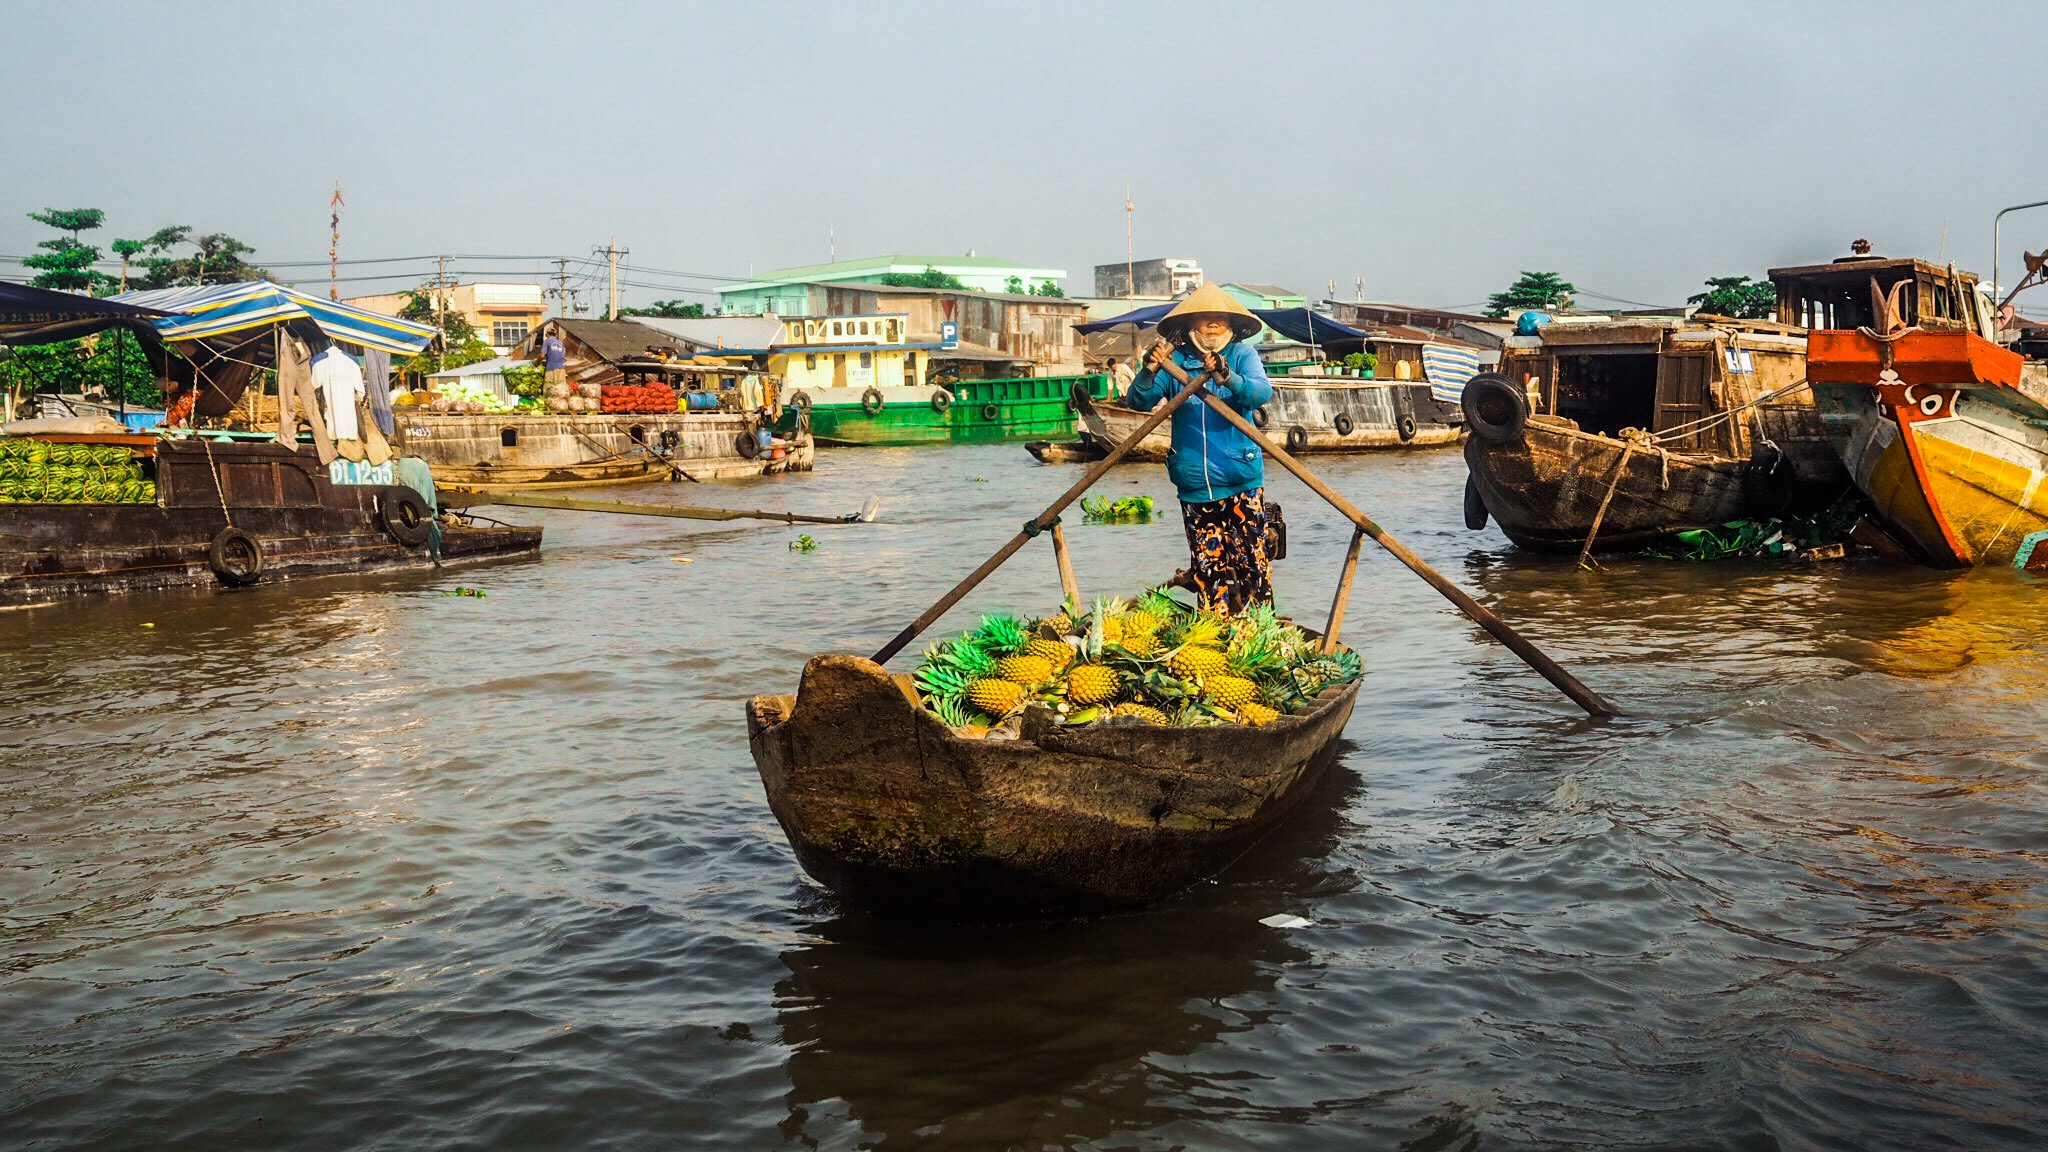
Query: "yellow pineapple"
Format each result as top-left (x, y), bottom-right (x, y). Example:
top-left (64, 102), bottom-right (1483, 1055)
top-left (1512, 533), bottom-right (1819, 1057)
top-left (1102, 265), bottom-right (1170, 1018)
top-left (1065, 663), bottom-right (1123, 705)
top-left (1109, 702), bottom-right (1168, 725)
top-left (1115, 631), bottom-right (1160, 659)
top-left (993, 654), bottom-right (1054, 684)
top-left (1038, 612), bottom-right (1073, 636)
top-left (1167, 644), bottom-right (1228, 682)
top-left (1235, 702), bottom-right (1280, 727)
top-left (1204, 674), bottom-right (1261, 710)
top-left (1120, 608), bottom-right (1163, 637)
top-left (966, 678), bottom-right (1026, 716)
top-left (1099, 616), bottom-right (1125, 643)
top-left (1023, 638), bottom-right (1073, 672)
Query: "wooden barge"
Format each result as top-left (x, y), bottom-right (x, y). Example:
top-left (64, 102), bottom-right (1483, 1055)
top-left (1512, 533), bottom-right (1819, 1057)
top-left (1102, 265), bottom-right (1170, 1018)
top-left (1462, 313), bottom-right (1849, 553)
top-left (392, 411), bottom-right (813, 488)
top-left (0, 435), bottom-right (538, 609)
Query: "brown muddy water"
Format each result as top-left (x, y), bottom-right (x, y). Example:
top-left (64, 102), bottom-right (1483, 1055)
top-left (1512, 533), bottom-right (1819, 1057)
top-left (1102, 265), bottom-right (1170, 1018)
top-left (2, 444), bottom-right (2044, 1151)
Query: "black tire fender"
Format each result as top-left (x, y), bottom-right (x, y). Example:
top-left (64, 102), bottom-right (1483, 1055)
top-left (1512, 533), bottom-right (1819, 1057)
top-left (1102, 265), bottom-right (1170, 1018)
top-left (1463, 473), bottom-right (1489, 530)
top-left (787, 389), bottom-right (812, 412)
top-left (1398, 414), bottom-right (1418, 441)
top-left (1253, 406), bottom-right (1271, 430)
top-left (930, 389), bottom-right (953, 413)
top-left (860, 387), bottom-right (884, 416)
top-left (379, 487), bottom-right (433, 548)
top-left (735, 430), bottom-right (762, 459)
top-left (1285, 425), bottom-right (1309, 454)
top-left (981, 403), bottom-right (1001, 423)
top-left (1461, 373), bottom-right (1528, 446)
top-left (1331, 412), bottom-right (1355, 436)
top-left (207, 527), bottom-right (263, 586)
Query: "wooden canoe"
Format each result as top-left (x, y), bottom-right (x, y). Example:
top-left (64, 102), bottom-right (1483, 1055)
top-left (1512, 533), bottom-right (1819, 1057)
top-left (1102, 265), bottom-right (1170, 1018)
top-left (746, 652), bottom-right (1361, 920)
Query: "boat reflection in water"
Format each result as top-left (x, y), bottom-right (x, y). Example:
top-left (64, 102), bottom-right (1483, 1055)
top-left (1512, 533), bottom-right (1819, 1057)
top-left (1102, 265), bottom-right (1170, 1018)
top-left (771, 762), bottom-right (1363, 1150)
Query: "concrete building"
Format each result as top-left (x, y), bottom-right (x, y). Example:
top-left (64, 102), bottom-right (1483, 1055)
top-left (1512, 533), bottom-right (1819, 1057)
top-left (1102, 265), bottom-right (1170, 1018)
top-left (718, 254), bottom-right (1066, 316)
top-left (1094, 257), bottom-right (1203, 298)
top-left (757, 281), bottom-right (1088, 376)
top-left (346, 283), bottom-right (547, 355)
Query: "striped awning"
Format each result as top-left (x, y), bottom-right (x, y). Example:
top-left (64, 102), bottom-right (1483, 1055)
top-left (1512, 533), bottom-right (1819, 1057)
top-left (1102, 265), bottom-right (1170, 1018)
top-left (113, 281), bottom-right (438, 356)
top-left (1422, 343), bottom-right (1483, 403)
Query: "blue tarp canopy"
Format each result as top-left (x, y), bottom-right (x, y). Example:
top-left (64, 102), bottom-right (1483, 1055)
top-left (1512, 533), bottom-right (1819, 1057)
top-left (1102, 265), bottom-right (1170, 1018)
top-left (1073, 302), bottom-right (1371, 348)
top-left (114, 281), bottom-right (437, 357)
top-left (0, 280), bottom-right (174, 346)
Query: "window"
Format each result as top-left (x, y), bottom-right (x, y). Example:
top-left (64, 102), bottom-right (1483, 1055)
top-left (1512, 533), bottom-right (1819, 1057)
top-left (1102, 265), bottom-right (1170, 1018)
top-left (805, 353), bottom-right (817, 370)
top-left (860, 352), bottom-right (872, 367)
top-left (500, 427), bottom-right (518, 447)
top-left (887, 320), bottom-right (899, 342)
top-left (859, 321), bottom-right (870, 335)
top-left (833, 321), bottom-right (843, 336)
top-left (492, 320), bottom-right (530, 346)
top-left (905, 352), bottom-right (917, 369)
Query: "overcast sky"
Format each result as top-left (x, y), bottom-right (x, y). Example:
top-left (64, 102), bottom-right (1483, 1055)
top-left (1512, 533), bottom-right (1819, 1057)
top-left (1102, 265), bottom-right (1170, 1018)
top-left (6, 0), bottom-right (2046, 315)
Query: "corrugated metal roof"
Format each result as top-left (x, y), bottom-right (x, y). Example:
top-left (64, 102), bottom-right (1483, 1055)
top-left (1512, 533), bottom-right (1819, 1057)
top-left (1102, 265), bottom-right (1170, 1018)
top-left (632, 315), bottom-right (787, 350)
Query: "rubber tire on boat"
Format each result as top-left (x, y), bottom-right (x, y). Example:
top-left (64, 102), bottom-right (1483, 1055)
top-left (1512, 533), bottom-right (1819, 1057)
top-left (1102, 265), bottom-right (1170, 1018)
top-left (379, 487), bottom-right (433, 548)
top-left (861, 387), bottom-right (884, 416)
top-left (207, 527), bottom-right (264, 587)
top-left (1285, 425), bottom-right (1309, 454)
top-left (1398, 414), bottom-right (1418, 441)
top-left (735, 431), bottom-right (761, 459)
top-left (1463, 474), bottom-right (1489, 530)
top-left (1253, 406), bottom-right (1271, 430)
top-left (981, 403), bottom-right (1001, 423)
top-left (1461, 373), bottom-right (1528, 446)
top-left (1072, 379), bottom-right (1093, 408)
top-left (930, 389), bottom-right (952, 413)
top-left (786, 390), bottom-right (812, 412)
top-left (1332, 412), bottom-right (1355, 437)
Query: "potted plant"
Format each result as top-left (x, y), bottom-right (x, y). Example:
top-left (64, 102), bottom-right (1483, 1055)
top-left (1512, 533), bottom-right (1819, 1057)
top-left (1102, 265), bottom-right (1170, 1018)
top-left (1323, 359), bottom-right (1344, 377)
top-left (1344, 352), bottom-right (1377, 379)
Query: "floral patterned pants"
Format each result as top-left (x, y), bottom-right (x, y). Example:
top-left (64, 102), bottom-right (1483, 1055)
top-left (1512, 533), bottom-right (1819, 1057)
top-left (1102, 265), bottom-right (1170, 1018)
top-left (1180, 489), bottom-right (1273, 614)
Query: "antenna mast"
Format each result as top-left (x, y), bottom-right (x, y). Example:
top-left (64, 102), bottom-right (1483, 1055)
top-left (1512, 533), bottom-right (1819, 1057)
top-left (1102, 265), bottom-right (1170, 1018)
top-left (1124, 186), bottom-right (1135, 298)
top-left (328, 186), bottom-right (345, 300)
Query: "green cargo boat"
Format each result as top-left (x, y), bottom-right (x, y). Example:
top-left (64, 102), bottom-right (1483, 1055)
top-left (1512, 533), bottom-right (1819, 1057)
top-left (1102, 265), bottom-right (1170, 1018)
top-left (789, 375), bottom-right (1114, 446)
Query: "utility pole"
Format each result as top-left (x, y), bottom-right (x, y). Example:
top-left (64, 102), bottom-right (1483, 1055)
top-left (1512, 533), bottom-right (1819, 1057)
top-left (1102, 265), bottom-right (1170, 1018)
top-left (328, 186), bottom-right (345, 300)
top-left (605, 237), bottom-right (623, 320)
top-left (549, 257), bottom-right (573, 319)
top-left (1124, 186), bottom-right (1135, 298)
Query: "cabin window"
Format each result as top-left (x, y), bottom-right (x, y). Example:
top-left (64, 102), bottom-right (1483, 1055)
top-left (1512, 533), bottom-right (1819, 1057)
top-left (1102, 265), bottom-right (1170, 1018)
top-left (1551, 353), bottom-right (1658, 437)
top-left (859, 321), bottom-right (870, 335)
top-left (833, 321), bottom-right (843, 336)
top-left (628, 425), bottom-right (646, 444)
top-left (500, 427), bottom-right (518, 447)
top-left (888, 320), bottom-right (899, 341)
top-left (805, 353), bottom-right (817, 370)
top-left (905, 352), bottom-right (917, 369)
top-left (860, 352), bottom-right (872, 367)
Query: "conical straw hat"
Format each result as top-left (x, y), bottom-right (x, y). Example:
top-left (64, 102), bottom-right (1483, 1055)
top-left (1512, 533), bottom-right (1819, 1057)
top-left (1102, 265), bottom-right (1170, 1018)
top-left (1157, 283), bottom-right (1262, 343)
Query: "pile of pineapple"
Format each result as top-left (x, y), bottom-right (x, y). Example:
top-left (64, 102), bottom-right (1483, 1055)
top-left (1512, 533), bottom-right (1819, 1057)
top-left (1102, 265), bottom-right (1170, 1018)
top-left (913, 587), bottom-right (1361, 731)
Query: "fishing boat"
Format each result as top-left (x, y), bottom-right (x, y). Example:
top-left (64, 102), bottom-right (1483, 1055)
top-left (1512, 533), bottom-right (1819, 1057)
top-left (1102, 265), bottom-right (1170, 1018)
top-left (1028, 306), bottom-right (1468, 463)
top-left (746, 648), bottom-right (1360, 919)
top-left (1792, 258), bottom-right (2048, 569)
top-left (1461, 304), bottom-right (1849, 554)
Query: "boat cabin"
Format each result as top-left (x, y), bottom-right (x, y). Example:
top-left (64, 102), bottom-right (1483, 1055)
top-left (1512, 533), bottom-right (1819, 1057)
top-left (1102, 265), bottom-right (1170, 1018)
top-left (1768, 256), bottom-right (1994, 336)
top-left (1498, 316), bottom-right (1813, 458)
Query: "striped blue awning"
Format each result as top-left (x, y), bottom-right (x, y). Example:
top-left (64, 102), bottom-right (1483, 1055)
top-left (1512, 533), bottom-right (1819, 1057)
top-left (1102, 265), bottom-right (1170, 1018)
top-left (1422, 343), bottom-right (1483, 403)
top-left (113, 282), bottom-right (438, 356)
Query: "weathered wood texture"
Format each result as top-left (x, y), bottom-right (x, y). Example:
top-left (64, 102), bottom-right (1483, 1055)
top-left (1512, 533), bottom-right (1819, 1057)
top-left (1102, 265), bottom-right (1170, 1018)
top-left (747, 653), bottom-right (1360, 919)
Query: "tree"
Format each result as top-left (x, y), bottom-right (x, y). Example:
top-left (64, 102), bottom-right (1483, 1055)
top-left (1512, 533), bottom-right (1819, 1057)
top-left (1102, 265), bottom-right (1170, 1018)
top-left (0, 333), bottom-right (161, 410)
top-left (619, 299), bottom-right (705, 318)
top-left (1032, 280), bottom-right (1065, 298)
top-left (876, 266), bottom-right (966, 290)
top-left (134, 226), bottom-right (268, 288)
top-left (22, 208), bottom-right (113, 294)
top-left (1687, 275), bottom-right (1776, 320)
top-left (1004, 275), bottom-right (1026, 294)
top-left (110, 237), bottom-right (147, 291)
top-left (1485, 271), bottom-right (1577, 318)
top-left (396, 290), bottom-right (495, 378)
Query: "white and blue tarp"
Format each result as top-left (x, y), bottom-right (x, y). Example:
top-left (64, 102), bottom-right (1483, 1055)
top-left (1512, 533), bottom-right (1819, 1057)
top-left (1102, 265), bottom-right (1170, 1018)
top-left (114, 282), bottom-right (437, 357)
top-left (1421, 343), bottom-right (1483, 403)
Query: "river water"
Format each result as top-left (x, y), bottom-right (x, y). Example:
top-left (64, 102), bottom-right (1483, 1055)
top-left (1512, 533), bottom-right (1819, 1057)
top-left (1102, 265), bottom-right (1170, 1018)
top-left (2, 444), bottom-right (2043, 1151)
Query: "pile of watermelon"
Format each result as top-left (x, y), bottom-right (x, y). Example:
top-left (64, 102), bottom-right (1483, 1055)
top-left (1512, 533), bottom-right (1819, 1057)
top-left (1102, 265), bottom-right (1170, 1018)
top-left (0, 440), bottom-right (157, 504)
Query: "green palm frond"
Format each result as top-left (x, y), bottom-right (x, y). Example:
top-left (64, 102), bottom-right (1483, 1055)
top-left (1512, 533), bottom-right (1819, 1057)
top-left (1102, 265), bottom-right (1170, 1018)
top-left (971, 614), bottom-right (1029, 656)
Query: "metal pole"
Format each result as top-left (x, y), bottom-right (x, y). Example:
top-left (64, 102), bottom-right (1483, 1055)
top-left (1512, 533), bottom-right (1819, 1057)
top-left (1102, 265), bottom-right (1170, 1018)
top-left (607, 237), bottom-right (620, 321)
top-left (1992, 198), bottom-right (2048, 305)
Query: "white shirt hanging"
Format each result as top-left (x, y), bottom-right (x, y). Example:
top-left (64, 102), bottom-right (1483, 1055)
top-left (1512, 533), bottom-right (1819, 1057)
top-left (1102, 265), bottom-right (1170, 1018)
top-left (310, 347), bottom-right (366, 442)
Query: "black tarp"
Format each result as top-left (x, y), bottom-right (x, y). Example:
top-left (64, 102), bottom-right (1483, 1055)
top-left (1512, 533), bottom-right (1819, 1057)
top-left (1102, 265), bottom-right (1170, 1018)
top-left (0, 280), bottom-right (172, 346)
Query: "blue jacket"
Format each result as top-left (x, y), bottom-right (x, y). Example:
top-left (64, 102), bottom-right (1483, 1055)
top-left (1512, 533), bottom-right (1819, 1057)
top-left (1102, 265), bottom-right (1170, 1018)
top-left (1124, 341), bottom-right (1273, 504)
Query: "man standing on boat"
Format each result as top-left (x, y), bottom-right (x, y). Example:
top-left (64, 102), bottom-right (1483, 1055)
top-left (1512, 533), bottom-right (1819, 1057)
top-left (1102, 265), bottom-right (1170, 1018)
top-left (540, 328), bottom-right (567, 392)
top-left (1124, 284), bottom-right (1275, 613)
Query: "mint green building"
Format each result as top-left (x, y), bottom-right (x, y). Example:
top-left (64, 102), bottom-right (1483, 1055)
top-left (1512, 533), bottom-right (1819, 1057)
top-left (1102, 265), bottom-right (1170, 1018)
top-left (719, 254), bottom-right (1066, 316)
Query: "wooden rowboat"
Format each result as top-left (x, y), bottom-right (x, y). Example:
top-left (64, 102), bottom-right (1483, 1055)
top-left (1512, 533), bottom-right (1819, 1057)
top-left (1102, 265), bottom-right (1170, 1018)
top-left (746, 652), bottom-right (1361, 920)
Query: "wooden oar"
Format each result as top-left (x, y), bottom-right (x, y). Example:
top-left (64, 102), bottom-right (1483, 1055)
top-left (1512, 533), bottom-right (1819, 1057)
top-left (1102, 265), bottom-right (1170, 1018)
top-left (870, 366), bottom-right (1215, 663)
top-left (1150, 356), bottom-right (1613, 717)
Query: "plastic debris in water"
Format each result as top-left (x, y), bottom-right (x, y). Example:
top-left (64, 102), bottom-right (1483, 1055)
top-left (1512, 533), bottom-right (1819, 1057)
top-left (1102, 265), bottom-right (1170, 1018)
top-left (445, 587), bottom-right (487, 597)
top-left (1259, 913), bottom-right (1312, 929)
